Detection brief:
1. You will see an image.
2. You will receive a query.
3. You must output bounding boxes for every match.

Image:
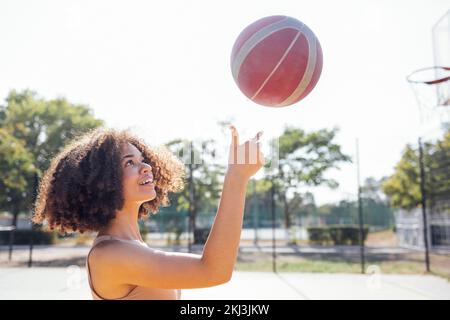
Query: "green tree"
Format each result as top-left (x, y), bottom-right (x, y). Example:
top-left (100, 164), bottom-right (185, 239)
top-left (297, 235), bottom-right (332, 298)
top-left (165, 138), bottom-right (225, 244)
top-left (382, 145), bottom-right (422, 209)
top-left (265, 126), bottom-right (351, 242)
top-left (426, 130), bottom-right (450, 210)
top-left (382, 130), bottom-right (449, 211)
top-left (0, 89), bottom-right (103, 227)
top-left (0, 129), bottom-right (38, 226)
top-left (2, 89), bottom-right (103, 171)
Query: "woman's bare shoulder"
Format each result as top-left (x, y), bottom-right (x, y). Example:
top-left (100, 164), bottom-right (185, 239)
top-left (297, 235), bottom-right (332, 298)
top-left (89, 239), bottom-right (138, 262)
top-left (88, 240), bottom-right (136, 298)
top-left (89, 239), bottom-right (156, 272)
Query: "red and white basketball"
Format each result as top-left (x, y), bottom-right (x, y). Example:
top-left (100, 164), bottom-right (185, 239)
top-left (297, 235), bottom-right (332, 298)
top-left (230, 15), bottom-right (323, 107)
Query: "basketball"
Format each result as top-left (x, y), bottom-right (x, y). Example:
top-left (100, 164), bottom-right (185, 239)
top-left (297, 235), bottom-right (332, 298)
top-left (230, 15), bottom-right (323, 107)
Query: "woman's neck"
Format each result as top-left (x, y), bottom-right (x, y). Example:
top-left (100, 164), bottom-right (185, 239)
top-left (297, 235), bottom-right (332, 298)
top-left (98, 210), bottom-right (143, 241)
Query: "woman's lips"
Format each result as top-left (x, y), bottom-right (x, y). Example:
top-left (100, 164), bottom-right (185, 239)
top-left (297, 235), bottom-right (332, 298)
top-left (140, 182), bottom-right (155, 188)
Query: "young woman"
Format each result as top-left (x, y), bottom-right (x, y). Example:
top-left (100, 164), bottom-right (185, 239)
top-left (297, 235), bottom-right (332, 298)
top-left (32, 126), bottom-right (264, 300)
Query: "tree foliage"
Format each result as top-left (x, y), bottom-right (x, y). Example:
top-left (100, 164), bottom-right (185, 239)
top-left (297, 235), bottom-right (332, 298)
top-left (382, 130), bottom-right (450, 210)
top-left (264, 126), bottom-right (351, 234)
top-left (0, 89), bottom-right (103, 226)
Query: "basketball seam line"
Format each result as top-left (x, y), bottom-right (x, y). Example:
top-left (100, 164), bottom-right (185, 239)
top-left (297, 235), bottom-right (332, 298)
top-left (231, 17), bottom-right (301, 81)
top-left (251, 30), bottom-right (302, 101)
top-left (278, 27), bottom-right (318, 107)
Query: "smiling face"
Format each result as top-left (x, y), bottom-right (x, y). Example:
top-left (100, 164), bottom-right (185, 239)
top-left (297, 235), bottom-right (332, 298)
top-left (120, 142), bottom-right (157, 204)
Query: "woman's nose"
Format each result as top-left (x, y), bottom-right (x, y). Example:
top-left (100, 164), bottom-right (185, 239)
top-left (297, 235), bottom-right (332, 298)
top-left (141, 162), bottom-right (152, 173)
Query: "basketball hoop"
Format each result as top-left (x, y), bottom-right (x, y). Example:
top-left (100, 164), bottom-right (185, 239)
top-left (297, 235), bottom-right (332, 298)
top-left (407, 66), bottom-right (450, 125)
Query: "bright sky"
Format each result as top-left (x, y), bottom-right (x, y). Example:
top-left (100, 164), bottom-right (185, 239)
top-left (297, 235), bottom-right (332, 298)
top-left (0, 0), bottom-right (449, 205)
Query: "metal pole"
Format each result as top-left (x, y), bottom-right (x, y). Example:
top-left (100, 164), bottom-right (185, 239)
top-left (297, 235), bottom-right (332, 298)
top-left (188, 156), bottom-right (193, 253)
top-left (271, 180), bottom-right (277, 273)
top-left (8, 226), bottom-right (15, 261)
top-left (252, 179), bottom-right (258, 246)
top-left (28, 224), bottom-right (35, 267)
top-left (28, 172), bottom-right (39, 268)
top-left (356, 139), bottom-right (365, 274)
top-left (418, 137), bottom-right (431, 272)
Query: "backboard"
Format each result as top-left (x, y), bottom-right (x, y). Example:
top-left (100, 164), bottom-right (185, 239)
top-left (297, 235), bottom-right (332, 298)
top-left (432, 9), bottom-right (450, 102)
top-left (407, 9), bottom-right (450, 128)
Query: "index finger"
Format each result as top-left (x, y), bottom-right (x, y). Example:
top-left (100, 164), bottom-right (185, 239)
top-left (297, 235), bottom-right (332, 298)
top-left (230, 125), bottom-right (239, 146)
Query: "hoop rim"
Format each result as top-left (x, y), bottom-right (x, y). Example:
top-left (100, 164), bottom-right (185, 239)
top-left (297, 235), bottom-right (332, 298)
top-left (406, 66), bottom-right (450, 85)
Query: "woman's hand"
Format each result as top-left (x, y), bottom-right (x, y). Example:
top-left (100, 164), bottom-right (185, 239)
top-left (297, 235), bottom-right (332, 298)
top-left (227, 125), bottom-right (265, 180)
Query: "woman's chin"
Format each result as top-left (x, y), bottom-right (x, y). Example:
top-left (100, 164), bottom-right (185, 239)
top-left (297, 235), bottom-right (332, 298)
top-left (143, 189), bottom-right (157, 201)
top-left (127, 185), bottom-right (157, 202)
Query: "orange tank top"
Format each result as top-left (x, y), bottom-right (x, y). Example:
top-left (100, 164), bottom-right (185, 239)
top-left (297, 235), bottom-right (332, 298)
top-left (86, 235), bottom-right (181, 300)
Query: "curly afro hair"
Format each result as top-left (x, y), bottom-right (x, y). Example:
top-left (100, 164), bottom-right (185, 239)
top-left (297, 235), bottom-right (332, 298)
top-left (31, 127), bottom-right (185, 234)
